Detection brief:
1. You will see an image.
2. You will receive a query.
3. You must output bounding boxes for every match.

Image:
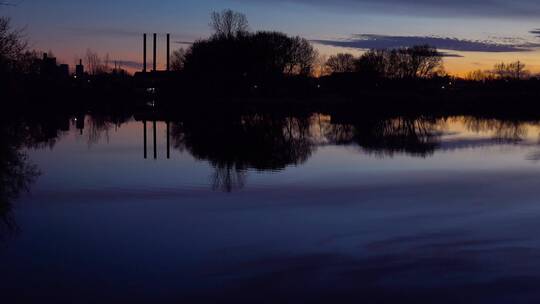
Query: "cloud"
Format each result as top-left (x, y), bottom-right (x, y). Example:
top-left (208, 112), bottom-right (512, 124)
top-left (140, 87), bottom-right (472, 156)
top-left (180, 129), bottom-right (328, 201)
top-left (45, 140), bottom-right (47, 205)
top-left (438, 52), bottom-right (463, 58)
top-left (115, 60), bottom-right (143, 69)
top-left (174, 40), bottom-right (194, 45)
top-left (313, 34), bottom-right (540, 52)
top-left (530, 29), bottom-right (540, 38)
top-left (240, 0), bottom-right (540, 18)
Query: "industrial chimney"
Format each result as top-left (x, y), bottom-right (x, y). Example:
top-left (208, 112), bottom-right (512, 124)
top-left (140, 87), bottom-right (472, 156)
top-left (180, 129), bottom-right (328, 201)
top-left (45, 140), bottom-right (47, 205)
top-left (153, 33), bottom-right (157, 72)
top-left (143, 34), bottom-right (147, 72)
top-left (166, 33), bottom-right (170, 71)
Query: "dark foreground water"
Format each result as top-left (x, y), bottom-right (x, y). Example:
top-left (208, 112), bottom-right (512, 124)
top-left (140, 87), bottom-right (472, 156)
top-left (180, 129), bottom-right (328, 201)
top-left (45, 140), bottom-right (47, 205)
top-left (3, 113), bottom-right (540, 303)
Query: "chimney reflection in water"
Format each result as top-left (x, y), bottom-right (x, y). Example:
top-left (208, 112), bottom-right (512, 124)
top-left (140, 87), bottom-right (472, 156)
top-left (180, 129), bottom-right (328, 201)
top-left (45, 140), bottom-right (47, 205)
top-left (142, 120), bottom-right (170, 160)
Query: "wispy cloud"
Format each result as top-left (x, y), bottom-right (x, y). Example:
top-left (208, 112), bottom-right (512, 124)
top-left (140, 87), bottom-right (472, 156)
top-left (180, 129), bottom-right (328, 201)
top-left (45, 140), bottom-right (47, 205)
top-left (313, 34), bottom-right (540, 53)
top-left (530, 29), bottom-right (540, 38)
top-left (439, 52), bottom-right (464, 58)
top-left (174, 40), bottom-right (194, 45)
top-left (115, 60), bottom-right (143, 69)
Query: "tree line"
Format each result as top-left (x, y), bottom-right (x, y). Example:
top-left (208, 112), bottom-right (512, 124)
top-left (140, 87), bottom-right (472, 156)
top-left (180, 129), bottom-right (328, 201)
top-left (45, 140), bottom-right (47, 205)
top-left (466, 61), bottom-right (530, 81)
top-left (1, 10), bottom-right (537, 88)
top-left (171, 10), bottom-right (445, 81)
top-left (324, 46), bottom-right (444, 79)
top-left (0, 16), bottom-right (127, 80)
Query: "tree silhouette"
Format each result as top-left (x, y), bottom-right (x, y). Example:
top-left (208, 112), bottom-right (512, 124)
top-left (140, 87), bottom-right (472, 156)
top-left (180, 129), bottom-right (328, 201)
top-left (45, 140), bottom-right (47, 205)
top-left (326, 53), bottom-right (356, 73)
top-left (354, 49), bottom-right (387, 78)
top-left (288, 36), bottom-right (316, 76)
top-left (466, 69), bottom-right (494, 81)
top-left (0, 17), bottom-right (27, 76)
top-left (210, 9), bottom-right (249, 38)
top-left (354, 45), bottom-right (443, 79)
top-left (170, 48), bottom-right (186, 71)
top-left (85, 49), bottom-right (106, 75)
top-left (183, 30), bottom-right (317, 81)
top-left (493, 61), bottom-right (530, 80)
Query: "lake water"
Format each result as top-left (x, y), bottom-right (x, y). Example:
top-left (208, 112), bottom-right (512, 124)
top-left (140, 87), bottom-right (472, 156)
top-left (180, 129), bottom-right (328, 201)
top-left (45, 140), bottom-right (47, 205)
top-left (3, 113), bottom-right (540, 303)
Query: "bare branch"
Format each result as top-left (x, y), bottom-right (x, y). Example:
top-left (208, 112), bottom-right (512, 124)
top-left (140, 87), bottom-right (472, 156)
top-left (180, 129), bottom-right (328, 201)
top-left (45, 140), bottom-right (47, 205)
top-left (209, 9), bottom-right (249, 38)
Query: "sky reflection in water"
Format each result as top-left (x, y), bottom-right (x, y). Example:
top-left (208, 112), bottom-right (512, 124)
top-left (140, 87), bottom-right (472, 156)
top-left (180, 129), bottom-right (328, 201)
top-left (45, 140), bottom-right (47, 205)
top-left (3, 114), bottom-right (540, 303)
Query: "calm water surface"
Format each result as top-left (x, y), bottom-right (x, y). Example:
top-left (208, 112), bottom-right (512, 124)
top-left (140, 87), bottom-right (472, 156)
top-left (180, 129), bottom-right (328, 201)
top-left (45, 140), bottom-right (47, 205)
top-left (3, 114), bottom-right (540, 303)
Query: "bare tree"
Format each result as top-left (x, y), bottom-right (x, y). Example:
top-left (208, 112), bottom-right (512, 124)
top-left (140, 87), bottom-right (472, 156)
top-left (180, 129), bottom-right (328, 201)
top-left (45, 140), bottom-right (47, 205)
top-left (0, 17), bottom-right (27, 73)
top-left (391, 45), bottom-right (443, 78)
top-left (286, 36), bottom-right (316, 76)
top-left (17, 50), bottom-right (40, 74)
top-left (170, 48), bottom-right (186, 71)
top-left (466, 69), bottom-right (493, 81)
top-left (493, 62), bottom-right (507, 79)
top-left (103, 53), bottom-right (110, 73)
top-left (85, 49), bottom-right (105, 75)
top-left (355, 45), bottom-right (442, 79)
top-left (507, 61), bottom-right (529, 79)
top-left (408, 45), bottom-right (443, 78)
top-left (210, 9), bottom-right (249, 38)
top-left (493, 61), bottom-right (530, 80)
top-left (325, 53), bottom-right (356, 73)
top-left (354, 49), bottom-right (389, 78)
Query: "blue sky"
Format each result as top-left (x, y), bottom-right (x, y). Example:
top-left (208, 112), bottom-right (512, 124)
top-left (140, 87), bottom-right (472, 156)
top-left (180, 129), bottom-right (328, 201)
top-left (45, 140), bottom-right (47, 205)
top-left (3, 0), bottom-right (540, 74)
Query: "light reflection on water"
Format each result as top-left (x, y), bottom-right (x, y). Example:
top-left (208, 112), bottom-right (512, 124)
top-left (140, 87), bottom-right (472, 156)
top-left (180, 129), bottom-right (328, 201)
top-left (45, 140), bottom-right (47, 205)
top-left (3, 114), bottom-right (540, 303)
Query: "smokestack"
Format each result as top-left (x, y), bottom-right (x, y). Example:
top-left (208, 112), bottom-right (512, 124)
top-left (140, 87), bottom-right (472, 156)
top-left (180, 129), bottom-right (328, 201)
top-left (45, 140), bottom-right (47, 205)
top-left (153, 33), bottom-right (157, 72)
top-left (166, 33), bottom-right (170, 71)
top-left (143, 34), bottom-right (147, 72)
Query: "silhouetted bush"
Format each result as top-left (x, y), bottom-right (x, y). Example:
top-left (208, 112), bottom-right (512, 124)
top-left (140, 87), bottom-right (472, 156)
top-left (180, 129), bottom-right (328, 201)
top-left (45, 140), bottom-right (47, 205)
top-left (183, 31), bottom-right (316, 81)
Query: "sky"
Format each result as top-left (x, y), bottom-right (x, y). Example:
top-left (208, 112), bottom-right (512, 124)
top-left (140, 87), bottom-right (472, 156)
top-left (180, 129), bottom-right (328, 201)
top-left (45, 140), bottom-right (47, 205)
top-left (4, 0), bottom-right (540, 75)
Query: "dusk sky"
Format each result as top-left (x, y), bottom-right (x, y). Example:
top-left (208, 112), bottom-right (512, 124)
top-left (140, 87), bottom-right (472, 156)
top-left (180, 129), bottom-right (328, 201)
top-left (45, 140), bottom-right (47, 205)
top-left (5, 0), bottom-right (540, 75)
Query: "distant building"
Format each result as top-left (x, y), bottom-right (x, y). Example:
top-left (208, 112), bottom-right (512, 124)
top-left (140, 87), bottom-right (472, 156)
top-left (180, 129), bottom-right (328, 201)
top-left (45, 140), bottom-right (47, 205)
top-left (58, 64), bottom-right (69, 78)
top-left (40, 53), bottom-right (70, 79)
top-left (40, 53), bottom-right (57, 76)
top-left (75, 59), bottom-right (84, 78)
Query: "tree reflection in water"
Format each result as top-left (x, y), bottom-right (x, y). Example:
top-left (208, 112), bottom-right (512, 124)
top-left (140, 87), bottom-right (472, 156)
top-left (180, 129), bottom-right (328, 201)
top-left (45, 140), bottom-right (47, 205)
top-left (1, 109), bottom-right (536, 206)
top-left (324, 115), bottom-right (442, 157)
top-left (354, 117), bottom-right (442, 157)
top-left (0, 111), bottom-right (133, 234)
top-left (0, 121), bottom-right (40, 235)
top-left (461, 117), bottom-right (526, 142)
top-left (168, 111), bottom-right (540, 191)
top-left (211, 164), bottom-right (247, 193)
top-left (171, 113), bottom-right (315, 192)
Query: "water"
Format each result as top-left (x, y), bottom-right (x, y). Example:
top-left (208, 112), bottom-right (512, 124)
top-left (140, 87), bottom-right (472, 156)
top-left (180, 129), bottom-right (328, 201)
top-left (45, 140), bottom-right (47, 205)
top-left (3, 113), bottom-right (540, 303)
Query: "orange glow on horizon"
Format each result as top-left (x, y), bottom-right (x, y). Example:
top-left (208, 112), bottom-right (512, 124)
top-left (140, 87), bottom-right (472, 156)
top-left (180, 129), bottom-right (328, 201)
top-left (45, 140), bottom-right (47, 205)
top-left (442, 50), bottom-right (540, 77)
top-left (316, 44), bottom-right (540, 78)
top-left (52, 44), bottom-right (540, 78)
